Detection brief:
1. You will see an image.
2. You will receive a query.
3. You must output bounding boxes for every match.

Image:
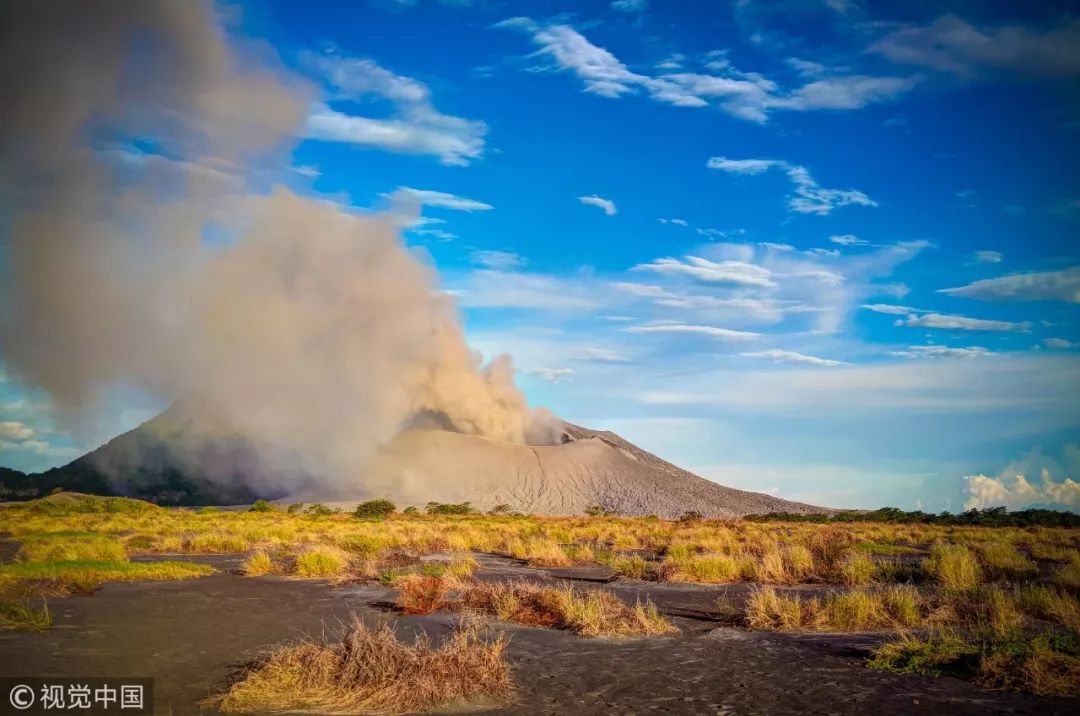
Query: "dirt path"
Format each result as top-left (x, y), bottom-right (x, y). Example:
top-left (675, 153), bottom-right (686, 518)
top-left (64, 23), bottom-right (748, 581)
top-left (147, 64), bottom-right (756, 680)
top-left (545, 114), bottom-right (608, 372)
top-left (0, 555), bottom-right (1072, 715)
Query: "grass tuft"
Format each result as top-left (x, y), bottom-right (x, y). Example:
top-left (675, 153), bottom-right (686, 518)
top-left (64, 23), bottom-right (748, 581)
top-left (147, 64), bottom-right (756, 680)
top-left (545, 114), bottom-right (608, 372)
top-left (0, 600), bottom-right (51, 630)
top-left (455, 580), bottom-right (676, 637)
top-left (924, 543), bottom-right (983, 591)
top-left (214, 619), bottom-right (512, 714)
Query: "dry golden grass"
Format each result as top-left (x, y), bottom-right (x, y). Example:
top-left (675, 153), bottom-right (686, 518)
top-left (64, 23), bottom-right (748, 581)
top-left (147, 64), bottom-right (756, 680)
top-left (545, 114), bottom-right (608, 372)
top-left (214, 619), bottom-right (512, 714)
top-left (745, 585), bottom-right (924, 632)
top-left (454, 580), bottom-right (677, 637)
top-left (292, 547), bottom-right (350, 579)
top-left (924, 543), bottom-right (983, 591)
top-left (241, 551), bottom-right (276, 577)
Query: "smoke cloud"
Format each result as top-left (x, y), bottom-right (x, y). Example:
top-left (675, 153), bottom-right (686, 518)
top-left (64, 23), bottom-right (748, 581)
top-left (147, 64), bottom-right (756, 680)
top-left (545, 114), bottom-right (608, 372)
top-left (0, 1), bottom-right (559, 494)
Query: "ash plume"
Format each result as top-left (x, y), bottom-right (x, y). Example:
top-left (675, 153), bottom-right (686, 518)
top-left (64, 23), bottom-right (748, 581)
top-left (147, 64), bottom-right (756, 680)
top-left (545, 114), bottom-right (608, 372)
top-left (0, 0), bottom-right (559, 494)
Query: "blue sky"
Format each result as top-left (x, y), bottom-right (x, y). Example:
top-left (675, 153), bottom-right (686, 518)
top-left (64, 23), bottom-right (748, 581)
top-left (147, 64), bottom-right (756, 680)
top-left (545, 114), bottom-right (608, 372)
top-left (2, 0), bottom-right (1079, 511)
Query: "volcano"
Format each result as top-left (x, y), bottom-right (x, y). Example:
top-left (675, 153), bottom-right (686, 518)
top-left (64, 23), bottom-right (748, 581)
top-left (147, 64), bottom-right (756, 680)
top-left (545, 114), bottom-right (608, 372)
top-left (6, 408), bottom-right (827, 517)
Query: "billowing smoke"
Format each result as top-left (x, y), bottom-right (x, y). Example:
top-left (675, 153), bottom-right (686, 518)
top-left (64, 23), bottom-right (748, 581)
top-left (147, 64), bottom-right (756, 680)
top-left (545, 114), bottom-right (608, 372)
top-left (0, 1), bottom-right (560, 493)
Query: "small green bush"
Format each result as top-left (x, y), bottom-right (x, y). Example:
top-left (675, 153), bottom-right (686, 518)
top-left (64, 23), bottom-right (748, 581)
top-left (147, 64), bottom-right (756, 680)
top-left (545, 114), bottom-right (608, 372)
top-left (249, 500), bottom-right (275, 513)
top-left (426, 502), bottom-right (474, 515)
top-left (354, 499), bottom-right (396, 519)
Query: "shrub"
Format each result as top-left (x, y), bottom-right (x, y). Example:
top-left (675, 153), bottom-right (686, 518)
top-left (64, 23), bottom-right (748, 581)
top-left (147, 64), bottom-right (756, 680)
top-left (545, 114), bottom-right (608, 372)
top-left (286, 503), bottom-right (304, 515)
top-left (677, 511), bottom-right (703, 523)
top-left (924, 544), bottom-right (982, 591)
top-left (213, 620), bottom-right (512, 713)
top-left (354, 499), bottom-right (396, 519)
top-left (426, 502), bottom-right (474, 516)
top-left (402, 506), bottom-right (419, 516)
top-left (249, 500), bottom-right (275, 513)
top-left (305, 503), bottom-right (336, 517)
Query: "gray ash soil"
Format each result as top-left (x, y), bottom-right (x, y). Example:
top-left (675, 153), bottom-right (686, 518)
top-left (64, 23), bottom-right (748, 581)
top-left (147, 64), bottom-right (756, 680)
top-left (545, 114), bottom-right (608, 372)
top-left (0, 553), bottom-right (1072, 715)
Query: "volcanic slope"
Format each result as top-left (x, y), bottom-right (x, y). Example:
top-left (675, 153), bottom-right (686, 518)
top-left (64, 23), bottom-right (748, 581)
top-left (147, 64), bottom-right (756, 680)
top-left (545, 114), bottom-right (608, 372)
top-left (357, 423), bottom-right (827, 518)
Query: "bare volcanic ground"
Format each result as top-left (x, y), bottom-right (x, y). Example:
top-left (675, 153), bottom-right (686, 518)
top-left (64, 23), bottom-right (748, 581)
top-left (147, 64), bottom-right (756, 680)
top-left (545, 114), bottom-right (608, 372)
top-left (336, 423), bottom-right (826, 518)
top-left (0, 553), bottom-right (1069, 715)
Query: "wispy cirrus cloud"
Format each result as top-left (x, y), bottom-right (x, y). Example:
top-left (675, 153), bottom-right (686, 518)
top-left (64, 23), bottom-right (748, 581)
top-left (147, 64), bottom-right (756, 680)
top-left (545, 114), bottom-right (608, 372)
top-left (938, 267), bottom-right (1080, 303)
top-left (707, 156), bottom-right (877, 215)
top-left (895, 312), bottom-right (1031, 332)
top-left (470, 250), bottom-right (525, 269)
top-left (496, 19), bottom-right (916, 123)
top-left (973, 250), bottom-right (1003, 264)
top-left (385, 186), bottom-right (493, 211)
top-left (891, 345), bottom-right (992, 359)
top-left (305, 54), bottom-right (486, 165)
top-left (625, 322), bottom-right (762, 341)
top-left (578, 195), bottom-right (617, 215)
top-left (740, 349), bottom-right (845, 367)
top-left (632, 256), bottom-right (776, 288)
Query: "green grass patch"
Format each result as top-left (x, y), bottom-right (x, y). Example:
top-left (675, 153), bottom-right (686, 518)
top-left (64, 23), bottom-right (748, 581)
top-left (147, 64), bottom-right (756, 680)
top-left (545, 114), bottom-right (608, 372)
top-left (0, 601), bottom-right (51, 630)
top-left (0, 559), bottom-right (214, 594)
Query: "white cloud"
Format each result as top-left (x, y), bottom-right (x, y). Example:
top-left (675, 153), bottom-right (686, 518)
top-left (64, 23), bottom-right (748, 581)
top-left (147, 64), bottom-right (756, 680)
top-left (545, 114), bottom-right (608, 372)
top-left (625, 323), bottom-right (762, 341)
top-left (470, 250), bottom-right (525, 269)
top-left (784, 164), bottom-right (877, 215)
top-left (530, 367), bottom-right (574, 382)
top-left (740, 349), bottom-right (845, 367)
top-left (0, 421), bottom-right (35, 442)
top-left (965, 469), bottom-right (1080, 510)
top-left (830, 234), bottom-right (867, 246)
top-left (707, 157), bottom-right (877, 215)
top-left (862, 303), bottom-right (918, 315)
top-left (579, 347), bottom-right (632, 363)
top-left (705, 157), bottom-right (781, 174)
top-left (658, 218), bottom-right (689, 226)
top-left (387, 186), bottom-right (493, 211)
top-left (873, 15), bottom-right (1080, 78)
top-left (697, 227), bottom-right (746, 240)
top-left (411, 228), bottom-right (457, 240)
top-left (895, 312), bottom-right (1031, 332)
top-left (891, 345), bottom-right (992, 359)
top-left (973, 250), bottom-right (1003, 264)
top-left (768, 75), bottom-right (921, 111)
top-left (578, 195), bottom-right (617, 215)
top-left (633, 256), bottom-right (775, 288)
top-left (611, 0), bottom-right (648, 12)
top-left (305, 54), bottom-right (486, 165)
top-left (656, 54), bottom-right (684, 71)
top-left (292, 165), bottom-right (321, 178)
top-left (938, 267), bottom-right (1080, 303)
top-left (498, 19), bottom-right (915, 123)
top-left (1044, 338), bottom-right (1078, 349)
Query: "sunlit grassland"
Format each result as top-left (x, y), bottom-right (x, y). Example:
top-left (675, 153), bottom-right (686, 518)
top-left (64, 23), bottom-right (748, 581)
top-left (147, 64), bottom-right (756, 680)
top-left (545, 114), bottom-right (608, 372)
top-left (1, 493), bottom-right (1079, 695)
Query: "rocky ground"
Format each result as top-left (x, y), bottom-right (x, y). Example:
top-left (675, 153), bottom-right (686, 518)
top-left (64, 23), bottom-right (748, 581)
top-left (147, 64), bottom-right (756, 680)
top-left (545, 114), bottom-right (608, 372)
top-left (0, 553), bottom-right (1072, 715)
